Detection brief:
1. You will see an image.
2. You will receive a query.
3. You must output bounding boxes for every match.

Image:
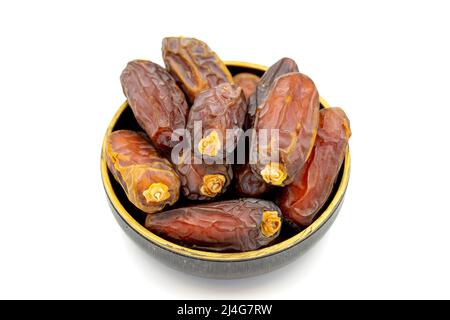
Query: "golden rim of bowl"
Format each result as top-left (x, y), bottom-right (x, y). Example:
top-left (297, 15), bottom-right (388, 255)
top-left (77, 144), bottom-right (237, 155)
top-left (100, 61), bottom-right (351, 262)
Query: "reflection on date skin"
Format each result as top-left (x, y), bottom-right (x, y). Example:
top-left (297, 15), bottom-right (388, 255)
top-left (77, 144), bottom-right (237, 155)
top-left (145, 199), bottom-right (282, 252)
top-left (105, 130), bottom-right (180, 214)
top-left (246, 57), bottom-right (299, 130)
top-left (252, 72), bottom-right (320, 187)
top-left (175, 152), bottom-right (232, 200)
top-left (187, 83), bottom-right (247, 158)
top-left (120, 60), bottom-right (188, 153)
top-left (234, 164), bottom-right (271, 197)
top-left (162, 37), bottom-right (233, 103)
top-left (233, 72), bottom-right (260, 101)
top-left (277, 107), bottom-right (351, 227)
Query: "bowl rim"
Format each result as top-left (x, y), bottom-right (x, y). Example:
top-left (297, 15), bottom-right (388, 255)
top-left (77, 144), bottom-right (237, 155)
top-left (100, 60), bottom-right (351, 262)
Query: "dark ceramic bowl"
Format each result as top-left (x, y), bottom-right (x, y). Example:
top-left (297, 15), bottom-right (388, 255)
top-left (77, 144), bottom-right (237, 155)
top-left (101, 61), bottom-right (351, 279)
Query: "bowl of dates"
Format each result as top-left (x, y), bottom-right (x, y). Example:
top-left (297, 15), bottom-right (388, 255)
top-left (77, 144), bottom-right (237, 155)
top-left (101, 37), bottom-right (351, 279)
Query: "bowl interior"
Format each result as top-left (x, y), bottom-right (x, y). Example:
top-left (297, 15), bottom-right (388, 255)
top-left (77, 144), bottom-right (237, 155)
top-left (101, 61), bottom-right (350, 261)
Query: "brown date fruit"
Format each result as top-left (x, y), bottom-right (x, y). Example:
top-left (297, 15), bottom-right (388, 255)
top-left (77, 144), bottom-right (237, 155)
top-left (246, 57), bottom-right (299, 129)
top-left (105, 130), bottom-right (180, 214)
top-left (234, 164), bottom-right (271, 197)
top-left (233, 73), bottom-right (260, 101)
top-left (251, 72), bottom-right (320, 187)
top-left (174, 152), bottom-right (232, 200)
top-left (145, 199), bottom-right (282, 252)
top-left (187, 83), bottom-right (247, 158)
top-left (120, 60), bottom-right (188, 153)
top-left (162, 37), bottom-right (233, 103)
top-left (277, 108), bottom-right (351, 228)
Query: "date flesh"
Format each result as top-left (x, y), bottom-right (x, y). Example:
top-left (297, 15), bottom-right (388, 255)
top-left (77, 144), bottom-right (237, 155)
top-left (120, 60), bottom-right (188, 153)
top-left (277, 108), bottom-right (351, 227)
top-left (175, 152), bottom-right (232, 200)
top-left (233, 73), bottom-right (260, 101)
top-left (251, 72), bottom-right (320, 187)
top-left (246, 58), bottom-right (299, 129)
top-left (235, 164), bottom-right (271, 197)
top-left (145, 199), bottom-right (282, 252)
top-left (187, 83), bottom-right (247, 158)
top-left (105, 130), bottom-right (180, 213)
top-left (162, 37), bottom-right (233, 103)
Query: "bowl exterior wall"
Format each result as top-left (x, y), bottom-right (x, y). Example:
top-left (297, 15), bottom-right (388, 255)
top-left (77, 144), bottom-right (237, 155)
top-left (107, 193), bottom-right (345, 279)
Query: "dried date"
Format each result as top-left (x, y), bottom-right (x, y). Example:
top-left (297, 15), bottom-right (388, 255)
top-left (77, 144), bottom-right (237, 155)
top-left (145, 199), bottom-right (282, 252)
top-left (277, 108), bottom-right (351, 227)
top-left (246, 57), bottom-right (299, 129)
top-left (175, 152), bottom-right (232, 200)
top-left (233, 73), bottom-right (260, 101)
top-left (187, 83), bottom-right (247, 158)
top-left (251, 72), bottom-right (320, 186)
top-left (234, 164), bottom-right (271, 197)
top-left (162, 37), bottom-right (233, 103)
top-left (105, 130), bottom-right (180, 213)
top-left (120, 60), bottom-right (188, 153)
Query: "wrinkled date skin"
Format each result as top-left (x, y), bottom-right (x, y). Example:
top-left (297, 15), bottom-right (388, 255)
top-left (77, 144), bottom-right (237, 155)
top-left (105, 130), bottom-right (180, 214)
top-left (251, 72), bottom-right (320, 187)
top-left (233, 73), bottom-right (260, 101)
top-left (187, 83), bottom-right (247, 158)
top-left (120, 60), bottom-right (188, 153)
top-left (145, 199), bottom-right (283, 252)
top-left (235, 164), bottom-right (271, 197)
top-left (162, 37), bottom-right (233, 103)
top-left (277, 108), bottom-right (351, 228)
top-left (175, 152), bottom-right (232, 200)
top-left (246, 58), bottom-right (299, 129)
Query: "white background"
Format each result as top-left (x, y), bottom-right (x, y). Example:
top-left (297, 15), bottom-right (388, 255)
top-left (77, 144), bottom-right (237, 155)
top-left (0, 0), bottom-right (449, 299)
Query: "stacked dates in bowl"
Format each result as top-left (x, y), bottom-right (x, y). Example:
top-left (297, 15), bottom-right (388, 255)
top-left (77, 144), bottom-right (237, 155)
top-left (104, 36), bottom-right (351, 254)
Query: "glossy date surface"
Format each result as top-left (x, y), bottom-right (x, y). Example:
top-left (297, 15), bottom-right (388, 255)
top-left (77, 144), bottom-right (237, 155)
top-left (187, 83), bottom-right (247, 158)
top-left (162, 37), bottom-right (233, 103)
top-left (246, 58), bottom-right (299, 129)
top-left (175, 152), bottom-right (232, 200)
top-left (277, 108), bottom-right (351, 227)
top-left (251, 72), bottom-right (320, 187)
top-left (105, 130), bottom-right (180, 214)
top-left (120, 60), bottom-right (188, 153)
top-left (233, 73), bottom-right (260, 101)
top-left (145, 199), bottom-right (282, 252)
top-left (234, 164), bottom-right (270, 197)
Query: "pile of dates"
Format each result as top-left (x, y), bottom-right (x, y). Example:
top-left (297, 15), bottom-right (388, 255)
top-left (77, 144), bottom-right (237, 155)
top-left (105, 37), bottom-right (351, 253)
